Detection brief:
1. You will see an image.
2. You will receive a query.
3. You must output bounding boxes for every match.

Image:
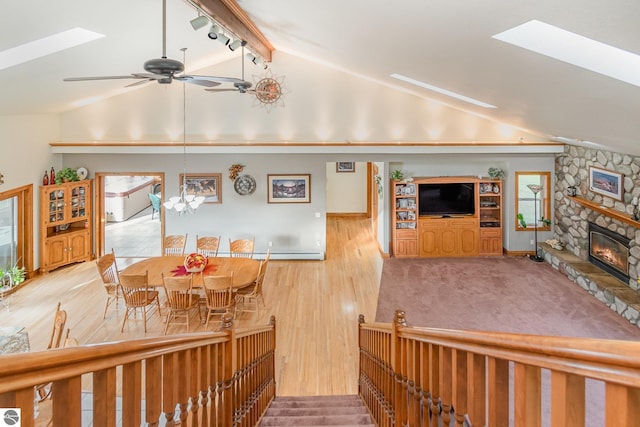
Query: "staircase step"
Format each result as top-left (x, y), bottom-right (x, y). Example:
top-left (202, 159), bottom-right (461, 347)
top-left (259, 414), bottom-right (374, 426)
top-left (264, 406), bottom-right (368, 417)
top-left (259, 395), bottom-right (373, 426)
top-left (269, 395), bottom-right (364, 409)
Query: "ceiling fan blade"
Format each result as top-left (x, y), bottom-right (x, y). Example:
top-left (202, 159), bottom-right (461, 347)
top-left (175, 76), bottom-right (221, 88)
top-left (205, 88), bottom-right (240, 93)
top-left (186, 75), bottom-right (246, 84)
top-left (124, 79), bottom-right (154, 88)
top-left (63, 75), bottom-right (143, 82)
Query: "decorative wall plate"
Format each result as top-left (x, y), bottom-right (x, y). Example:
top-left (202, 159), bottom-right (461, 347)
top-left (234, 174), bottom-right (256, 195)
top-left (76, 167), bottom-right (88, 180)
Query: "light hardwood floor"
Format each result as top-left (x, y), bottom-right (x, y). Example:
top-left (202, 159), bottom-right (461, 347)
top-left (0, 216), bottom-right (383, 396)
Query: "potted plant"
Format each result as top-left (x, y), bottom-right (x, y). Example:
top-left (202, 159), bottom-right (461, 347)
top-left (55, 167), bottom-right (79, 184)
top-left (390, 170), bottom-right (404, 181)
top-left (0, 262), bottom-right (26, 289)
top-left (488, 167), bottom-right (505, 180)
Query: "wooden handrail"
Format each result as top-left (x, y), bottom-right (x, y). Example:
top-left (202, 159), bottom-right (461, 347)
top-left (359, 309), bottom-right (640, 427)
top-left (0, 316), bottom-right (276, 427)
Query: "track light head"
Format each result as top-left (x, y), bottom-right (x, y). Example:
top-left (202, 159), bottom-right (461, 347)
top-left (217, 33), bottom-right (230, 46)
top-left (207, 24), bottom-right (221, 40)
top-left (190, 15), bottom-right (209, 31)
top-left (228, 39), bottom-right (244, 51)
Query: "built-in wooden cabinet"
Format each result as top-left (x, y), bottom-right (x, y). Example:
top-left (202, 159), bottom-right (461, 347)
top-left (419, 218), bottom-right (478, 257)
top-left (391, 176), bottom-right (503, 258)
top-left (40, 180), bottom-right (93, 273)
top-left (478, 179), bottom-right (503, 256)
top-left (391, 182), bottom-right (418, 257)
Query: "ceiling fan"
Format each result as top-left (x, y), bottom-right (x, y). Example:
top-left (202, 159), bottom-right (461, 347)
top-left (205, 43), bottom-right (284, 106)
top-left (63, 0), bottom-right (244, 88)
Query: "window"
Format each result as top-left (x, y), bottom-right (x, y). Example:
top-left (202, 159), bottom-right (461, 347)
top-left (0, 185), bottom-right (33, 275)
top-left (515, 172), bottom-right (551, 231)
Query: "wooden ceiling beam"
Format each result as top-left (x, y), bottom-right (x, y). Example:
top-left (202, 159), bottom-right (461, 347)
top-left (189, 0), bottom-right (273, 62)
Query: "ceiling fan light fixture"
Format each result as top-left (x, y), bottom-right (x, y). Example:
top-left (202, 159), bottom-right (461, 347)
top-left (208, 24), bottom-right (221, 40)
top-left (190, 15), bottom-right (209, 31)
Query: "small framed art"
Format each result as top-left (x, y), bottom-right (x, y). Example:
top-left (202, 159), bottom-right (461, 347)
top-left (336, 162), bottom-right (355, 173)
top-left (267, 174), bottom-right (311, 203)
top-left (179, 173), bottom-right (222, 203)
top-left (589, 166), bottom-right (623, 201)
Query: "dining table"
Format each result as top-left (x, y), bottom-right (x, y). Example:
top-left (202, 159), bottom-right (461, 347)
top-left (120, 256), bottom-right (261, 289)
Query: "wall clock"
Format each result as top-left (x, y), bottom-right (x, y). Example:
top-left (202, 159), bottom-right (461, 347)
top-left (234, 174), bottom-right (256, 195)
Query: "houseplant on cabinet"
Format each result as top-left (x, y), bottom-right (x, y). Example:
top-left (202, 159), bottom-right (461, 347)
top-left (390, 170), bottom-right (405, 181)
top-left (55, 167), bottom-right (79, 184)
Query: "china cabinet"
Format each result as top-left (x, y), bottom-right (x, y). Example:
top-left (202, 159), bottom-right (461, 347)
top-left (40, 180), bottom-right (93, 273)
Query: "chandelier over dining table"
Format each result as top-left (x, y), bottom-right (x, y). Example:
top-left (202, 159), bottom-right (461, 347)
top-left (163, 48), bottom-right (205, 215)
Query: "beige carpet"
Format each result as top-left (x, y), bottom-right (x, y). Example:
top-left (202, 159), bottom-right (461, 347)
top-left (376, 256), bottom-right (640, 340)
top-left (375, 256), bottom-right (640, 427)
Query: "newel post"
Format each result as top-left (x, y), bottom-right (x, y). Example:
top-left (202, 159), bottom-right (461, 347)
top-left (392, 309), bottom-right (408, 426)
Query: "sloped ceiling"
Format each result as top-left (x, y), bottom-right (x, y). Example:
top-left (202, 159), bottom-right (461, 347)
top-left (2, 0), bottom-right (640, 154)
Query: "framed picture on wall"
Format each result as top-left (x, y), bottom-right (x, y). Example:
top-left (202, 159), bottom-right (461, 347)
top-left (179, 173), bottom-right (222, 203)
top-left (336, 162), bottom-right (355, 173)
top-left (589, 166), bottom-right (623, 201)
top-left (267, 174), bottom-right (311, 203)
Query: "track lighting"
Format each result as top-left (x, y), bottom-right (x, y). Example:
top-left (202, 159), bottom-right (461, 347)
top-left (245, 52), bottom-right (263, 66)
top-left (190, 15), bottom-right (209, 31)
top-left (228, 39), bottom-right (244, 51)
top-left (207, 24), bottom-right (221, 40)
top-left (217, 33), bottom-right (230, 46)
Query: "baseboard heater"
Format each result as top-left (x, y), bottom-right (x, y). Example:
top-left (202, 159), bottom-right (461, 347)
top-left (218, 251), bottom-right (325, 261)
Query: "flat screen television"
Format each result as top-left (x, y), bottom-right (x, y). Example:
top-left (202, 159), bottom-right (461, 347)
top-left (418, 183), bottom-right (475, 216)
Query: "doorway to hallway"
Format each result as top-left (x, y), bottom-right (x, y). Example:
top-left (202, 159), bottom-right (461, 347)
top-left (95, 173), bottom-right (164, 258)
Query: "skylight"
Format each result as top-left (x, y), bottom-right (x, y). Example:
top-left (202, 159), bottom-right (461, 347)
top-left (492, 20), bottom-right (640, 87)
top-left (390, 73), bottom-right (497, 108)
top-left (0, 28), bottom-right (104, 71)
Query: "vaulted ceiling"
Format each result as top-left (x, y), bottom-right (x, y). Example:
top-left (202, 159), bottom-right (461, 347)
top-left (2, 0), bottom-right (639, 154)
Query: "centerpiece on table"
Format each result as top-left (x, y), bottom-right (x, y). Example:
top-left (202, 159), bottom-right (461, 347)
top-left (184, 253), bottom-right (207, 273)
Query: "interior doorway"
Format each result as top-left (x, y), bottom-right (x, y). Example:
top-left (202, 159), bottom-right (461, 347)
top-left (95, 173), bottom-right (164, 258)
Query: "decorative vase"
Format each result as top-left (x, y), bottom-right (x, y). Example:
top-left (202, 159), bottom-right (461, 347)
top-left (50, 167), bottom-right (55, 184)
top-left (42, 171), bottom-right (49, 186)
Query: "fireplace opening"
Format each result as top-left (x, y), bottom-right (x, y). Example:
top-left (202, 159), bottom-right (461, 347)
top-left (588, 222), bottom-right (630, 283)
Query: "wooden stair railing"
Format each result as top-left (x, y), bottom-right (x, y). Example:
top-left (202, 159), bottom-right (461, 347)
top-left (0, 314), bottom-right (276, 427)
top-left (358, 309), bottom-right (640, 427)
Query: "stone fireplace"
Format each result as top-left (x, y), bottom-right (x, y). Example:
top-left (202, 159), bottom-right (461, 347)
top-left (588, 222), bottom-right (630, 283)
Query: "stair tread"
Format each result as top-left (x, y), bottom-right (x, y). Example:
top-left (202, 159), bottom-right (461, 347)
top-left (269, 400), bottom-right (365, 408)
top-left (264, 407), bottom-right (368, 416)
top-left (259, 395), bottom-right (372, 426)
top-left (259, 414), bottom-right (374, 426)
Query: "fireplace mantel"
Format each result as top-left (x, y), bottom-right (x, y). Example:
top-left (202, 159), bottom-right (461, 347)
top-left (569, 196), bottom-right (640, 228)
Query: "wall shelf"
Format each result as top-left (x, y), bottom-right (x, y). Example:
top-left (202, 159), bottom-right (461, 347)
top-left (569, 196), bottom-right (640, 228)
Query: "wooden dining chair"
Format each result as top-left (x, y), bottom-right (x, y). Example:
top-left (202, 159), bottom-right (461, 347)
top-left (161, 274), bottom-right (202, 334)
top-left (203, 273), bottom-right (235, 329)
top-left (46, 302), bottom-right (67, 350)
top-left (35, 302), bottom-right (68, 404)
top-left (196, 235), bottom-right (221, 258)
top-left (164, 234), bottom-right (188, 256)
top-left (95, 249), bottom-right (122, 319)
top-left (229, 237), bottom-right (255, 258)
top-left (119, 271), bottom-right (162, 333)
top-left (235, 268), bottom-right (266, 316)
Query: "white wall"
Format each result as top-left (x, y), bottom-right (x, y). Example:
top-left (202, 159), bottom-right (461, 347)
top-left (326, 162), bottom-right (367, 213)
top-left (0, 115), bottom-right (60, 267)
